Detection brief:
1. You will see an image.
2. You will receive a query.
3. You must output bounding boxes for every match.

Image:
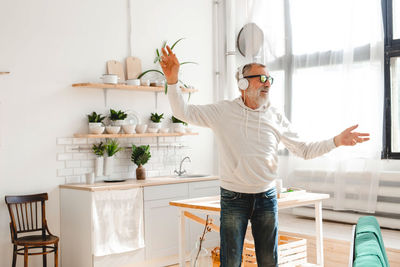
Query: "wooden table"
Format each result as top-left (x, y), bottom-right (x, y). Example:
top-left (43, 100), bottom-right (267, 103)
top-left (170, 192), bottom-right (329, 267)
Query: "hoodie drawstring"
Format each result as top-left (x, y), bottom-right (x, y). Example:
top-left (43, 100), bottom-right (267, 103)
top-left (245, 109), bottom-right (249, 138)
top-left (258, 111), bottom-right (261, 142)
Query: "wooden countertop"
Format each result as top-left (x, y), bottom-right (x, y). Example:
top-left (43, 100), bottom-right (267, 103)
top-left (59, 175), bottom-right (219, 192)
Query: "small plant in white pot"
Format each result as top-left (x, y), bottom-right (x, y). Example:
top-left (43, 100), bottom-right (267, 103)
top-left (92, 142), bottom-right (106, 177)
top-left (131, 144), bottom-right (151, 180)
top-left (109, 109), bottom-right (128, 126)
top-left (88, 112), bottom-right (106, 134)
top-left (171, 116), bottom-right (188, 133)
top-left (104, 139), bottom-right (123, 177)
top-left (148, 112), bottom-right (164, 133)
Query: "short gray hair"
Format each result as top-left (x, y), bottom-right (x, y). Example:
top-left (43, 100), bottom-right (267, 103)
top-left (235, 63), bottom-right (266, 81)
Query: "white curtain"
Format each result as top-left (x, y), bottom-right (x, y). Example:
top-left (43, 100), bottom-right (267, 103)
top-left (246, 0), bottom-right (384, 212)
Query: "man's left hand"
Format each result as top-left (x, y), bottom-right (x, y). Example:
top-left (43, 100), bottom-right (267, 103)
top-left (334, 124), bottom-right (370, 147)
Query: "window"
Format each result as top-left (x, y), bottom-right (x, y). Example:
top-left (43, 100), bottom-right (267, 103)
top-left (382, 0), bottom-right (400, 159)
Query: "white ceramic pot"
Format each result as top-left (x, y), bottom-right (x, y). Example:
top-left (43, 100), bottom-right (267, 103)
top-left (100, 74), bottom-right (119, 84)
top-left (136, 124), bottom-right (148, 134)
top-left (104, 156), bottom-right (114, 176)
top-left (173, 124), bottom-right (185, 133)
top-left (185, 127), bottom-right (193, 133)
top-left (105, 126), bottom-right (121, 134)
top-left (89, 123), bottom-right (105, 134)
top-left (147, 127), bottom-right (159, 133)
top-left (111, 120), bottom-right (126, 126)
top-left (149, 122), bottom-right (162, 129)
top-left (126, 79), bottom-right (141, 86)
top-left (95, 156), bottom-right (104, 177)
top-left (122, 124), bottom-right (136, 134)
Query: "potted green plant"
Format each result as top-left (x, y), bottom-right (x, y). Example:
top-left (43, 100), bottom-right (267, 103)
top-left (171, 115), bottom-right (188, 133)
top-left (148, 112), bottom-right (164, 133)
top-left (137, 38), bottom-right (197, 94)
top-left (131, 144), bottom-right (151, 180)
top-left (88, 112), bottom-right (106, 134)
top-left (109, 109), bottom-right (128, 126)
top-left (104, 139), bottom-right (123, 177)
top-left (92, 142), bottom-right (106, 177)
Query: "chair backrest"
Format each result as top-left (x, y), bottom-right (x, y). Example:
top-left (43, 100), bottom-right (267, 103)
top-left (5, 193), bottom-right (48, 240)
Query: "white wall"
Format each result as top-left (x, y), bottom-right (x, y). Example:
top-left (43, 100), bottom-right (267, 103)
top-left (0, 0), bottom-right (214, 266)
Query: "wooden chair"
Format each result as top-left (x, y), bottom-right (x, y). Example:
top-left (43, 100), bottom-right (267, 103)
top-left (5, 193), bottom-right (59, 267)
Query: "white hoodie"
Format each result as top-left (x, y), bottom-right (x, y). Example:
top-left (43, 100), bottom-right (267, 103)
top-left (168, 84), bottom-right (337, 193)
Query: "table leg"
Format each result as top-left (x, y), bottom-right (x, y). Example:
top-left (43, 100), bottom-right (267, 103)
top-left (179, 209), bottom-right (186, 267)
top-left (315, 201), bottom-right (324, 266)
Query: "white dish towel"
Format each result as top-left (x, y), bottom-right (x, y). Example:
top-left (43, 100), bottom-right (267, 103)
top-left (92, 188), bottom-right (144, 256)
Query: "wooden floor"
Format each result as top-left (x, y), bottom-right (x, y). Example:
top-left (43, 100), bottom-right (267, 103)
top-left (167, 212), bottom-right (400, 267)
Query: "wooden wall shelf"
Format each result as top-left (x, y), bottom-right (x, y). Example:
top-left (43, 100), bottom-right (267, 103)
top-left (72, 83), bottom-right (198, 93)
top-left (0, 72), bottom-right (10, 75)
top-left (74, 132), bottom-right (199, 138)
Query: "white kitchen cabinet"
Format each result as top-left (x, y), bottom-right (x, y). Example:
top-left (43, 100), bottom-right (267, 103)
top-left (144, 180), bottom-right (220, 265)
top-left (60, 178), bottom-right (220, 267)
top-left (143, 183), bottom-right (190, 263)
top-left (188, 180), bottom-right (220, 251)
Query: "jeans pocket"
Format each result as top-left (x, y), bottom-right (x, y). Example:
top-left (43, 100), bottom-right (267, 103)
top-left (261, 188), bottom-right (277, 199)
top-left (220, 187), bottom-right (240, 200)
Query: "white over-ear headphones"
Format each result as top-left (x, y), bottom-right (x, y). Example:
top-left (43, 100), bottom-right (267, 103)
top-left (237, 65), bottom-right (249, 90)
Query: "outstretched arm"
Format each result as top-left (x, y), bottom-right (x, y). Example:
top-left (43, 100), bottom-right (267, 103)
top-left (159, 46), bottom-right (223, 128)
top-left (333, 124), bottom-right (370, 147)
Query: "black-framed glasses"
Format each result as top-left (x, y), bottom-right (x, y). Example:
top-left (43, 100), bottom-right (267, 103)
top-left (244, 75), bottom-right (274, 85)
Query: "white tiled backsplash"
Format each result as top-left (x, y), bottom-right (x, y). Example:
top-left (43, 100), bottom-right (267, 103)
top-left (57, 136), bottom-right (193, 183)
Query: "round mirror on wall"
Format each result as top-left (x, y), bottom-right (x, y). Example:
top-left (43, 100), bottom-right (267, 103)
top-left (237, 23), bottom-right (264, 58)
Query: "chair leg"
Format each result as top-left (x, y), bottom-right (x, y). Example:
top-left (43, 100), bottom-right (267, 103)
top-left (54, 243), bottom-right (58, 267)
top-left (43, 246), bottom-right (47, 267)
top-left (24, 247), bottom-right (28, 267)
top-left (12, 245), bottom-right (17, 267)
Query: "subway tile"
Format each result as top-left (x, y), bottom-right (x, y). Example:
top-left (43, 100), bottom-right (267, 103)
top-left (73, 168), bottom-right (88, 175)
top-left (66, 160), bottom-right (81, 168)
top-left (65, 145), bottom-right (80, 153)
top-left (81, 160), bottom-right (94, 168)
top-left (73, 153), bottom-right (87, 160)
top-left (73, 138), bottom-right (87, 145)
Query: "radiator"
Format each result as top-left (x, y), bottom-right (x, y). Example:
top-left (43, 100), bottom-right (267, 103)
top-left (288, 171), bottom-right (400, 230)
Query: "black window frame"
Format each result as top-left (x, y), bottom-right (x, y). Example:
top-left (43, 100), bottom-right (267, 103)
top-left (382, 0), bottom-right (400, 159)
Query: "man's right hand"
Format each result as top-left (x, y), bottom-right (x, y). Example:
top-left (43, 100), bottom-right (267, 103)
top-left (160, 45), bottom-right (179, 85)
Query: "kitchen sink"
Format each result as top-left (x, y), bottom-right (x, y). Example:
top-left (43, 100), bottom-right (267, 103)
top-left (176, 174), bottom-right (211, 178)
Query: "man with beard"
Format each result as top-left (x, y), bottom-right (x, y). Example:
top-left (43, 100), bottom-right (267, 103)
top-left (160, 45), bottom-right (369, 267)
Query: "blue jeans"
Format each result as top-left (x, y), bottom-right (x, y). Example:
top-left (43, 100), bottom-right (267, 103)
top-left (220, 187), bottom-right (278, 267)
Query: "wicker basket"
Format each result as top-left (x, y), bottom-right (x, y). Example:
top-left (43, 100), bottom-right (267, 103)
top-left (212, 234), bottom-right (307, 267)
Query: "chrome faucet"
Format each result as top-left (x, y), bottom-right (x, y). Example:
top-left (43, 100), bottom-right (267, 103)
top-left (175, 156), bottom-right (191, 176)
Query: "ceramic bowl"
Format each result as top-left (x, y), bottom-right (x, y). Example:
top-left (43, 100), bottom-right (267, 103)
top-left (135, 124), bottom-right (148, 134)
top-left (122, 124), bottom-right (136, 134)
top-left (126, 79), bottom-right (141, 86)
top-left (105, 126), bottom-right (121, 134)
top-left (147, 127), bottom-right (159, 133)
top-left (100, 74), bottom-right (119, 84)
top-left (159, 128), bottom-right (170, 133)
top-left (89, 126), bottom-right (105, 134)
